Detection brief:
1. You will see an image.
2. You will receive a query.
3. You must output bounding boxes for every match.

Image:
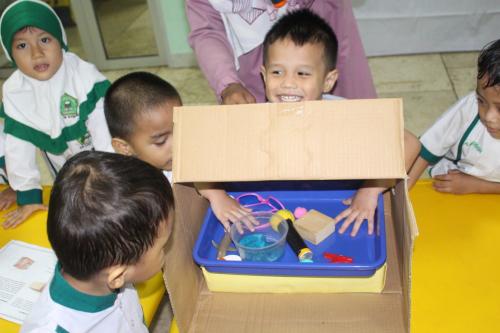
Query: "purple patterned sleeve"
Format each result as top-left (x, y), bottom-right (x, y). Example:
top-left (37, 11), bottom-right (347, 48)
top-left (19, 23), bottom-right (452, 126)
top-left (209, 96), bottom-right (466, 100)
top-left (186, 0), bottom-right (244, 101)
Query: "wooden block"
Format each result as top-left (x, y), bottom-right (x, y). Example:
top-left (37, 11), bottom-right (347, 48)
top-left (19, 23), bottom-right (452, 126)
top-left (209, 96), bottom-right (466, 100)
top-left (294, 209), bottom-right (336, 245)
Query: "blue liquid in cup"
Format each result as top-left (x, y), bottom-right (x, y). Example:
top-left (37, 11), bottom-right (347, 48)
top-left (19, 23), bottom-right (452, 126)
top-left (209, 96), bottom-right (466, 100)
top-left (239, 233), bottom-right (284, 262)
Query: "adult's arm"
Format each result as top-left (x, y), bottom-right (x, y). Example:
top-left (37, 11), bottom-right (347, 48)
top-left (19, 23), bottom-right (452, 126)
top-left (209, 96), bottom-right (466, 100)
top-left (186, 0), bottom-right (243, 100)
top-left (317, 0), bottom-right (376, 99)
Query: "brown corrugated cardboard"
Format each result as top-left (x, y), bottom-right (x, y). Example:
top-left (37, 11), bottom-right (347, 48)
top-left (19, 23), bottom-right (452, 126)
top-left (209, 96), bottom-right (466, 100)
top-left (165, 99), bottom-right (418, 333)
top-left (172, 99), bottom-right (406, 182)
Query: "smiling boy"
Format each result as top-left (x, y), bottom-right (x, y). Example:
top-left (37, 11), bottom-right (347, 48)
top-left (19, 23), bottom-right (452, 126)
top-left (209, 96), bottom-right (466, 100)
top-left (260, 9), bottom-right (421, 237)
top-left (261, 9), bottom-right (339, 103)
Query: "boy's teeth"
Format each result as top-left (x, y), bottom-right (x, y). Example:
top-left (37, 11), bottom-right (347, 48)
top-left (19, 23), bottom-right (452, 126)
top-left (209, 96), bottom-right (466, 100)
top-left (279, 95), bottom-right (301, 102)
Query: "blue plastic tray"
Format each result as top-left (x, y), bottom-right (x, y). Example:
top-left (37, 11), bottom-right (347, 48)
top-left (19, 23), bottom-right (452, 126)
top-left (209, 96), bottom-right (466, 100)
top-left (193, 187), bottom-right (386, 277)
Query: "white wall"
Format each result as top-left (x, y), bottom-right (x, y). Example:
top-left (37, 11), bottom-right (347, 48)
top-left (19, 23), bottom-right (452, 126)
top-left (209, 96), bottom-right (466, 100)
top-left (352, 0), bottom-right (500, 56)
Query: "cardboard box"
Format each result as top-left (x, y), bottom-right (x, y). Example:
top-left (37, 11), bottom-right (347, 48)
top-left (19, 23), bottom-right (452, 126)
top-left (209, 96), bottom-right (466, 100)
top-left (164, 99), bottom-right (418, 332)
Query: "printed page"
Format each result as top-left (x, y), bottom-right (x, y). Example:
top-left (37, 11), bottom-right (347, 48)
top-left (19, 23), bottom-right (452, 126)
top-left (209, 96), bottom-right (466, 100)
top-left (0, 240), bottom-right (57, 324)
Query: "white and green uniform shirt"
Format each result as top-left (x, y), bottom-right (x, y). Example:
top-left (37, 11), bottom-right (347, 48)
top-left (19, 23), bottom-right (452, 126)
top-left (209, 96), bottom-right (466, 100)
top-left (0, 52), bottom-right (112, 205)
top-left (20, 264), bottom-right (148, 333)
top-left (420, 91), bottom-right (500, 182)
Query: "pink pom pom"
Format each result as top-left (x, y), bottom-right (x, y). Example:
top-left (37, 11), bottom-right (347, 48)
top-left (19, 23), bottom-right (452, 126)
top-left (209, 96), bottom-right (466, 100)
top-left (294, 207), bottom-right (308, 219)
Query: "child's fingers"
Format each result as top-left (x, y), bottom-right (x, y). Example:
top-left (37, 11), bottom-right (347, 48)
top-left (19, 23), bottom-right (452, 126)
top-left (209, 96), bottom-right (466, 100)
top-left (433, 174), bottom-right (450, 181)
top-left (350, 215), bottom-right (374, 237)
top-left (332, 207), bottom-right (351, 224)
top-left (240, 206), bottom-right (253, 213)
top-left (338, 210), bottom-right (359, 234)
top-left (227, 211), bottom-right (254, 232)
top-left (240, 218), bottom-right (257, 231)
top-left (0, 201), bottom-right (11, 211)
top-left (350, 216), bottom-right (365, 237)
top-left (221, 220), bottom-right (231, 232)
top-left (233, 221), bottom-right (244, 234)
top-left (432, 180), bottom-right (451, 193)
top-left (3, 208), bottom-right (18, 220)
top-left (233, 209), bottom-right (258, 230)
top-left (2, 205), bottom-right (45, 229)
top-left (241, 215), bottom-right (259, 229)
top-left (3, 213), bottom-right (22, 229)
top-left (367, 217), bottom-right (374, 235)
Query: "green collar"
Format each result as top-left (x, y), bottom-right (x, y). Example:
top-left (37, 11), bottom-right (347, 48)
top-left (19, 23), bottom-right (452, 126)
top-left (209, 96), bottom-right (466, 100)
top-left (49, 263), bottom-right (117, 313)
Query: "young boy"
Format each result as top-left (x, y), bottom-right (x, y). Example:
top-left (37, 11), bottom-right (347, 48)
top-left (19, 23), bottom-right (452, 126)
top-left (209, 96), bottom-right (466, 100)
top-left (261, 9), bottom-right (421, 236)
top-left (0, 0), bottom-right (112, 228)
top-left (407, 39), bottom-right (500, 194)
top-left (104, 71), bottom-right (257, 231)
top-left (20, 151), bottom-right (174, 332)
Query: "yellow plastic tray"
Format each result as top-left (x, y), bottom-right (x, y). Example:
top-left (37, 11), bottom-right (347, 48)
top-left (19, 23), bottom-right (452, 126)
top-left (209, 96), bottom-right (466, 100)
top-left (201, 263), bottom-right (386, 293)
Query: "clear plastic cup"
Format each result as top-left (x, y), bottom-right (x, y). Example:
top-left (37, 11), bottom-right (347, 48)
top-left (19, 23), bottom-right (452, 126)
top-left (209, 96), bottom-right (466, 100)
top-left (230, 212), bottom-right (288, 262)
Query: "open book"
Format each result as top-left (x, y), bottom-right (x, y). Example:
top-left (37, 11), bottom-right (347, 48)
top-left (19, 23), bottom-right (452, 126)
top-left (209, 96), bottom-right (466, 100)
top-left (0, 241), bottom-right (57, 324)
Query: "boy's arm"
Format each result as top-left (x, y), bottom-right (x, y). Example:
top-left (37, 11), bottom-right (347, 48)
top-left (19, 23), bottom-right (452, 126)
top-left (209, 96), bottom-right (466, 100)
top-left (0, 156), bottom-right (16, 210)
top-left (407, 156), bottom-right (429, 189)
top-left (433, 170), bottom-right (500, 194)
top-left (195, 183), bottom-right (258, 232)
top-left (3, 134), bottom-right (46, 228)
top-left (86, 98), bottom-right (114, 153)
top-left (334, 129), bottom-right (421, 236)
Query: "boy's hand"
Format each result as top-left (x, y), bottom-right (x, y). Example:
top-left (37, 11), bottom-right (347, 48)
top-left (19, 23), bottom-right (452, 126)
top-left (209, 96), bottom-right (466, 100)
top-left (221, 83), bottom-right (256, 105)
top-left (333, 187), bottom-right (384, 237)
top-left (2, 204), bottom-right (47, 229)
top-left (0, 186), bottom-right (16, 211)
top-left (200, 188), bottom-right (259, 233)
top-left (433, 170), bottom-right (483, 194)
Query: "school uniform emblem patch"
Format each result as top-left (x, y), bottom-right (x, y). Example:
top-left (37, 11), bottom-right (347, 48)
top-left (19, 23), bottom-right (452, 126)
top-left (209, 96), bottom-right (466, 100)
top-left (60, 93), bottom-right (79, 117)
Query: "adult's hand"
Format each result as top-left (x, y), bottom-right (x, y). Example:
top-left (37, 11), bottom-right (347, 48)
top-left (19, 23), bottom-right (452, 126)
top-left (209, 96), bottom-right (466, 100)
top-left (221, 83), bottom-right (256, 105)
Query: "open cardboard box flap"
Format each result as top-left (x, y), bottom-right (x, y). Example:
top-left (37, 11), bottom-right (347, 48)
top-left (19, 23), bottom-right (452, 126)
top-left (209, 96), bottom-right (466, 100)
top-left (173, 99), bottom-right (406, 182)
top-left (164, 99), bottom-right (418, 332)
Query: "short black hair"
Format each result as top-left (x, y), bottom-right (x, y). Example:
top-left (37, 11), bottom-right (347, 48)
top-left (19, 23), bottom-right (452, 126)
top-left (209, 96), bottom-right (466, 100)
top-left (47, 151), bottom-right (174, 280)
top-left (263, 8), bottom-right (338, 71)
top-left (104, 71), bottom-right (181, 140)
top-left (478, 39), bottom-right (500, 88)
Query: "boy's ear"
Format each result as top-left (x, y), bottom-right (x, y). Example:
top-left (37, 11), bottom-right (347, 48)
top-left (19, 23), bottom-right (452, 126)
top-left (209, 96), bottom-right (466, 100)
top-left (260, 65), bottom-right (267, 84)
top-left (106, 265), bottom-right (127, 290)
top-left (323, 69), bottom-right (339, 93)
top-left (111, 137), bottom-right (134, 156)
